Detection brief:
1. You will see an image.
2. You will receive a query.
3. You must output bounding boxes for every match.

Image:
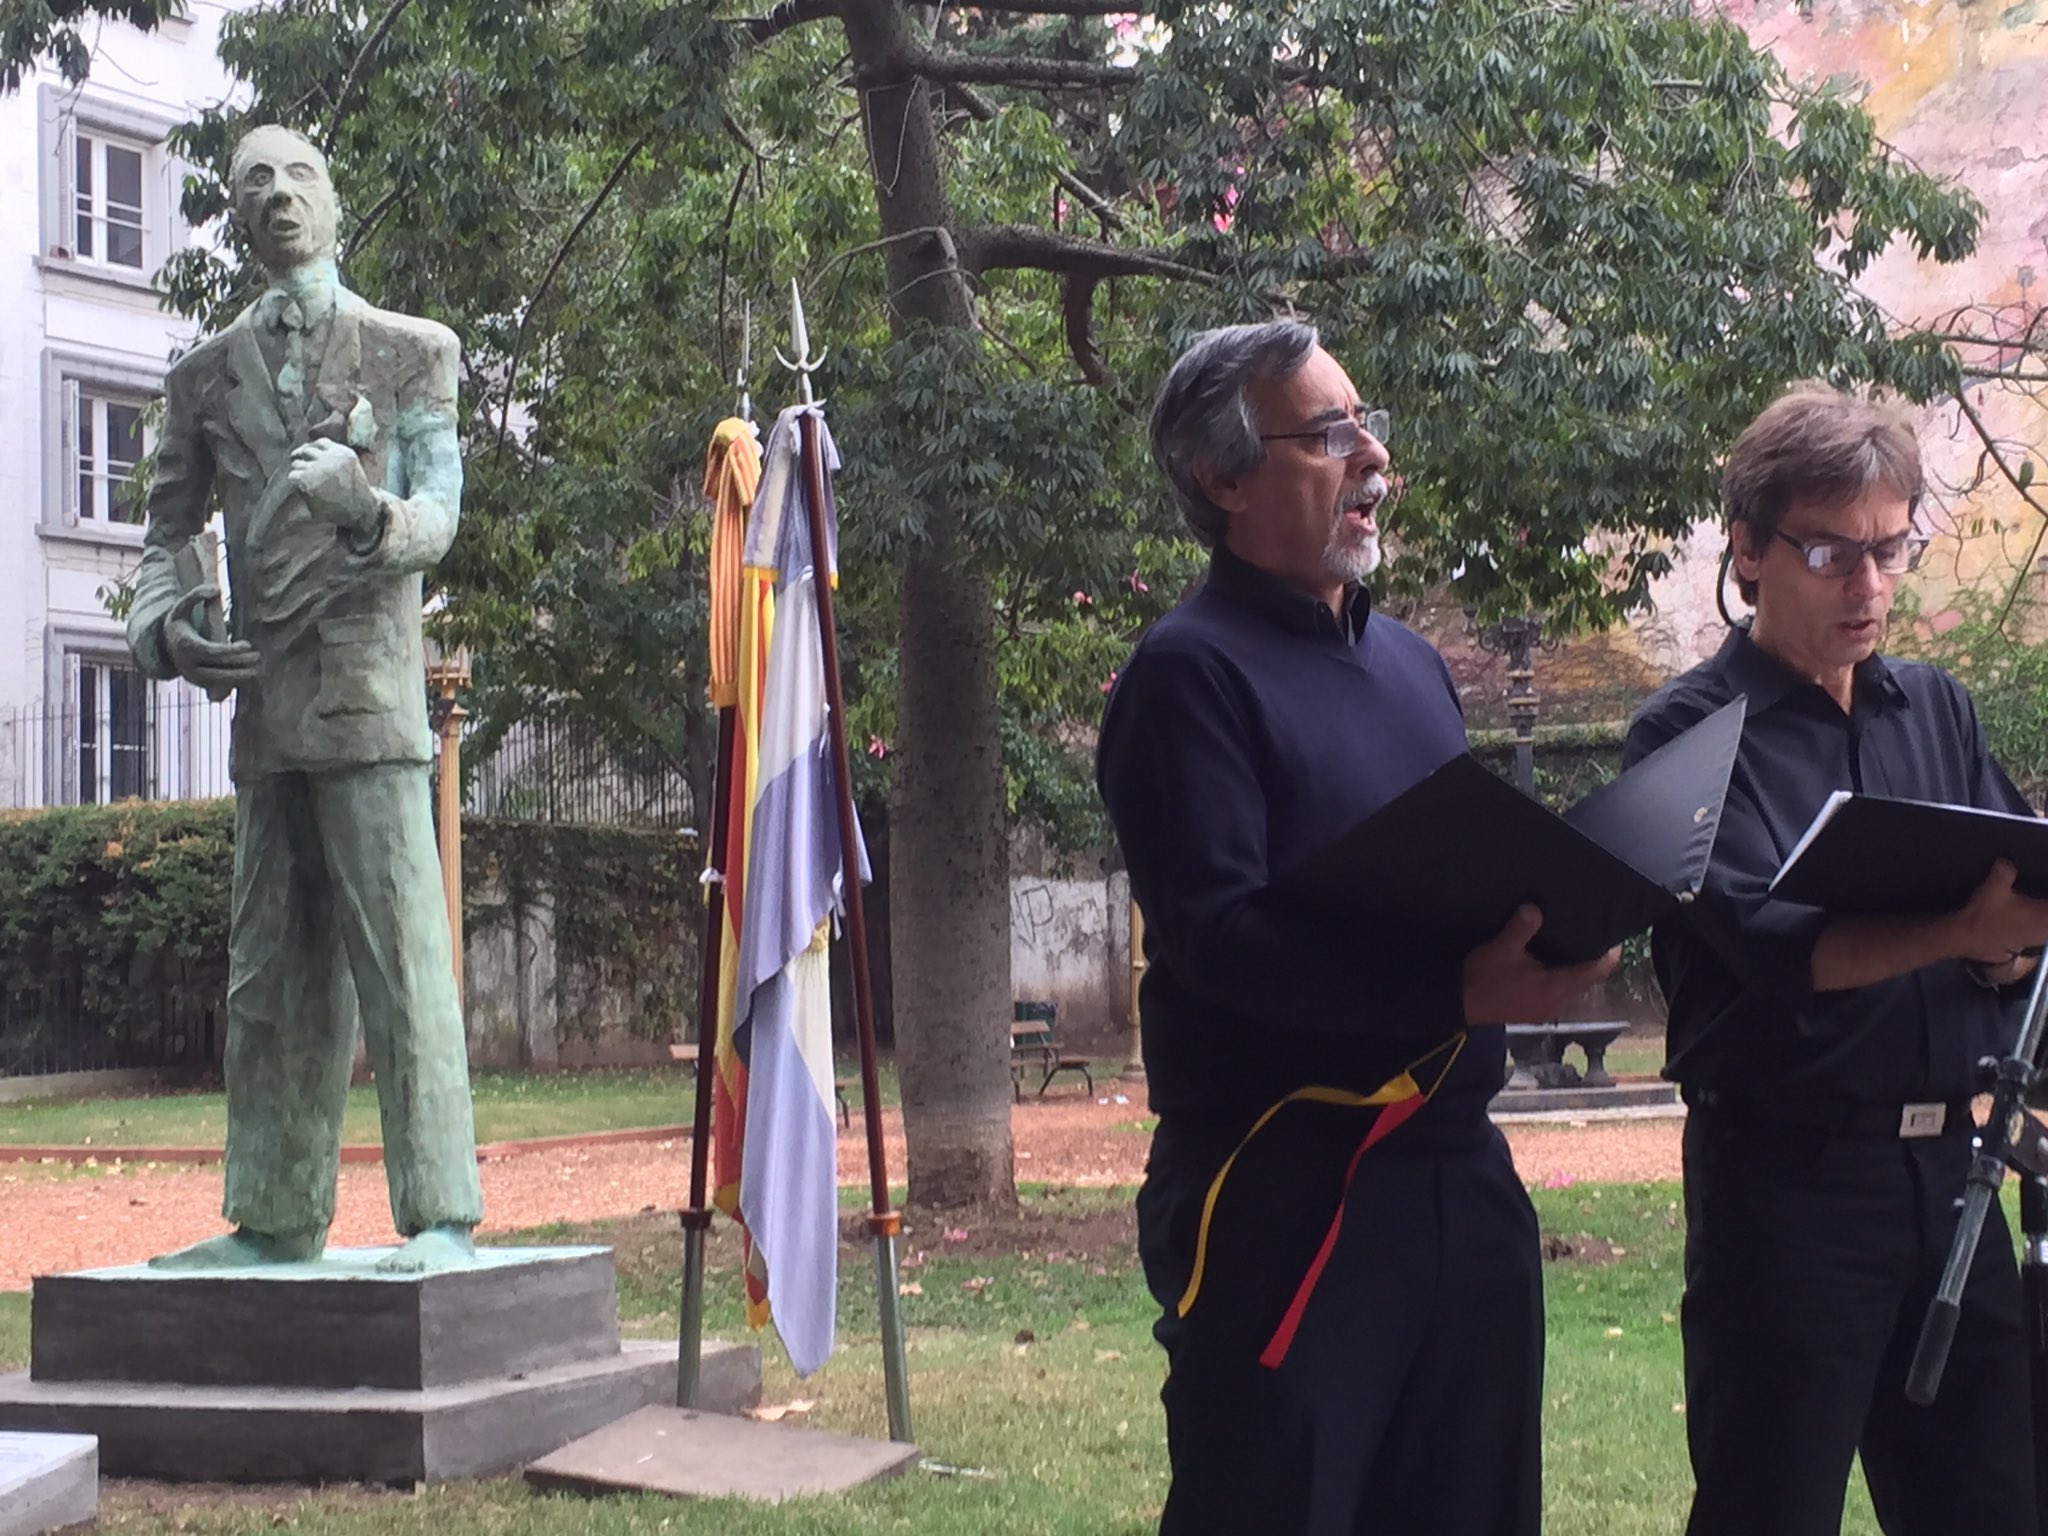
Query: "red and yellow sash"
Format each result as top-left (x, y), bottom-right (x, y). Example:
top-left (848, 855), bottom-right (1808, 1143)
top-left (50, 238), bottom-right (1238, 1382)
top-left (1176, 1032), bottom-right (1468, 1369)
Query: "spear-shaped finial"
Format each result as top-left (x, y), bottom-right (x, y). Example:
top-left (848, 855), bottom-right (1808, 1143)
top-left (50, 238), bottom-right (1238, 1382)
top-left (777, 277), bottom-right (827, 406)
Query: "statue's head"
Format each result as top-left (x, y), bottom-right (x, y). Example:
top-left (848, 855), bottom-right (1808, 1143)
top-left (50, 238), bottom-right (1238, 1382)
top-left (230, 125), bottom-right (339, 273)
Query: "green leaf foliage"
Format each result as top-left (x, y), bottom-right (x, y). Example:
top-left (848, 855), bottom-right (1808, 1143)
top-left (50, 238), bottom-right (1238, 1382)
top-left (0, 802), bottom-right (701, 1059)
top-left (7, 0), bottom-right (1970, 854)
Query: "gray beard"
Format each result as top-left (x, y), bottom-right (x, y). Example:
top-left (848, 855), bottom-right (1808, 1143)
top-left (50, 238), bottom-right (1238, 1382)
top-left (1323, 527), bottom-right (1381, 584)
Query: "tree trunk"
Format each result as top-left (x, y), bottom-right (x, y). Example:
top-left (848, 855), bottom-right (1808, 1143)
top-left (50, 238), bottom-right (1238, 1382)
top-left (841, 0), bottom-right (1016, 1209)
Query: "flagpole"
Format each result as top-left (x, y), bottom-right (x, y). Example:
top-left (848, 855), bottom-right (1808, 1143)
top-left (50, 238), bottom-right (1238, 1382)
top-left (783, 279), bottom-right (914, 1444)
top-left (679, 316), bottom-right (754, 1408)
top-left (677, 704), bottom-right (735, 1407)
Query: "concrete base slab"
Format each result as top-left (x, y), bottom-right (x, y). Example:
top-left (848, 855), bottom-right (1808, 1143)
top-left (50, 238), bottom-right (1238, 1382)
top-left (1491, 1081), bottom-right (1679, 1117)
top-left (0, 1342), bottom-right (761, 1485)
top-left (0, 1432), bottom-right (97, 1536)
top-left (525, 1405), bottom-right (919, 1503)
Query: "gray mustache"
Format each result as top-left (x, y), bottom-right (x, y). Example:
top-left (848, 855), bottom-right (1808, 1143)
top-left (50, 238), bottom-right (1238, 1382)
top-left (1344, 474), bottom-right (1390, 513)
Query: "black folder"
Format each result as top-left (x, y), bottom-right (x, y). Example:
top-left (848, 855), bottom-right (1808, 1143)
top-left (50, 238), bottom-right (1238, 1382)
top-left (1769, 791), bottom-right (2048, 915)
top-left (1286, 697), bottom-right (1747, 965)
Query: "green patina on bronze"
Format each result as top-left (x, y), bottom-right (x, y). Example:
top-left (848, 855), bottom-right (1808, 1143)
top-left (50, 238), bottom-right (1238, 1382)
top-left (130, 125), bottom-right (482, 1275)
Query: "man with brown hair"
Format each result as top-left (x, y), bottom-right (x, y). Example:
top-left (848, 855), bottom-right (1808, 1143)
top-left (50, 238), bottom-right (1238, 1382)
top-left (1627, 382), bottom-right (2048, 1534)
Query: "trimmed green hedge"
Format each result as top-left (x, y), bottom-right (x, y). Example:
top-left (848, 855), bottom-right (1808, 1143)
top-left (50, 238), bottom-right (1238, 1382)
top-left (0, 800), bottom-right (699, 1054)
top-left (0, 800), bottom-right (234, 1039)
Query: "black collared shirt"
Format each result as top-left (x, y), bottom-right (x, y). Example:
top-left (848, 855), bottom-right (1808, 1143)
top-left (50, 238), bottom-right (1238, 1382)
top-left (1096, 547), bottom-right (1492, 1141)
top-left (1625, 624), bottom-right (2032, 1102)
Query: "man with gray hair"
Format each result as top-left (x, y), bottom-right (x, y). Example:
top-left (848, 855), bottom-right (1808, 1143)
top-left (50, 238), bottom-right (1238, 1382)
top-left (129, 123), bottom-right (484, 1274)
top-left (1097, 321), bottom-right (1615, 1534)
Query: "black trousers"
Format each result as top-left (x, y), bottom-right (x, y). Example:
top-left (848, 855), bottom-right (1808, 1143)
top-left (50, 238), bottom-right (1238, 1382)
top-left (1680, 1106), bottom-right (2036, 1535)
top-left (1139, 1116), bottom-right (1543, 1536)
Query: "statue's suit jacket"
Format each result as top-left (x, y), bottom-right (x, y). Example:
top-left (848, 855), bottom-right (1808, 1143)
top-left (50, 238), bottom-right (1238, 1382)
top-left (129, 287), bottom-right (461, 780)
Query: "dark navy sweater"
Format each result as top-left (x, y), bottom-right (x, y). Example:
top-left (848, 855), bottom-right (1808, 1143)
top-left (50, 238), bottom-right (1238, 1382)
top-left (1097, 548), bottom-right (1500, 1148)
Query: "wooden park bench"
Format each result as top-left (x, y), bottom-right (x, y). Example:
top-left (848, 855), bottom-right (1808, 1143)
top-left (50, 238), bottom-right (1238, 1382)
top-left (1503, 1021), bottom-right (1629, 1091)
top-left (1010, 1000), bottom-right (1093, 1101)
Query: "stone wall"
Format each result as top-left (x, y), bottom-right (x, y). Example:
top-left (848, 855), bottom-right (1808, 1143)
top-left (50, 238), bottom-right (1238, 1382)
top-left (1010, 870), bottom-right (1132, 1057)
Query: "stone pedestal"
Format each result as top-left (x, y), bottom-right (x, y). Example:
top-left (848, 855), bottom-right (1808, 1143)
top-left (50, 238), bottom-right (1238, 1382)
top-left (0, 1432), bottom-right (96, 1536)
top-left (0, 1248), bottom-right (759, 1485)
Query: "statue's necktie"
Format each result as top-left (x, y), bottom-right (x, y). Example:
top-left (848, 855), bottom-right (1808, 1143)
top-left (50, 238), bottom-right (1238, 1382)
top-left (274, 297), bottom-right (308, 402)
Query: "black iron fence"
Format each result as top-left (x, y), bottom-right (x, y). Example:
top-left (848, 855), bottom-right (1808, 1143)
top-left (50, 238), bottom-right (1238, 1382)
top-left (0, 969), bottom-right (220, 1080)
top-left (3, 690), bottom-right (693, 830)
top-left (0, 686), bottom-right (233, 811)
top-left (450, 714), bottom-right (694, 830)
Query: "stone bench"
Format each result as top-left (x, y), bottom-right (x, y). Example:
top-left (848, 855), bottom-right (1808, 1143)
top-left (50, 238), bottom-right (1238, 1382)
top-left (1503, 1021), bottom-right (1630, 1091)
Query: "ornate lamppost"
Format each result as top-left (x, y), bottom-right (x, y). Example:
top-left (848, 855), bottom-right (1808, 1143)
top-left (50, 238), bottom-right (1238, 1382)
top-left (1466, 611), bottom-right (1556, 798)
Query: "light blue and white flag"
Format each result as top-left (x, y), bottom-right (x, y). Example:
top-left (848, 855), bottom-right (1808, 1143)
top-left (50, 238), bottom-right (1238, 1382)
top-left (733, 401), bottom-right (867, 1378)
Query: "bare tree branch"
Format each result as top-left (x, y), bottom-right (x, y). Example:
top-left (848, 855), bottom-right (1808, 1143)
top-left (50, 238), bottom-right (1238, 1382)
top-left (741, 0), bottom-right (840, 42)
top-left (323, 0), bottom-right (412, 155)
top-left (960, 0), bottom-right (1143, 13)
top-left (955, 222), bottom-right (1211, 283)
top-left (895, 45), bottom-right (1135, 89)
top-left (493, 133), bottom-right (650, 461)
top-left (343, 182), bottom-right (402, 259)
top-left (956, 225), bottom-right (1215, 381)
top-left (1948, 384), bottom-right (2048, 632)
top-left (1063, 272), bottom-right (1108, 384)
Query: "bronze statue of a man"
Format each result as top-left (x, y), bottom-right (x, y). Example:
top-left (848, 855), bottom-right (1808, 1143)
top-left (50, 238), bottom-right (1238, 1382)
top-left (130, 124), bottom-right (483, 1273)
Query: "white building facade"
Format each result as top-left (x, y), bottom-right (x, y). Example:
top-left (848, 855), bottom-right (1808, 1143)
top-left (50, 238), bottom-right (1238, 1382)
top-left (0, 3), bottom-right (247, 809)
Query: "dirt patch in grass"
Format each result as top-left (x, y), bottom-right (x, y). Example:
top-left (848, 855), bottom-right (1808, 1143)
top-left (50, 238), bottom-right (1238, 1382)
top-left (1541, 1233), bottom-right (1621, 1265)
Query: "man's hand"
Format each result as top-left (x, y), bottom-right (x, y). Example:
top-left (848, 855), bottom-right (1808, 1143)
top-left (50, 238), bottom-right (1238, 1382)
top-left (1943, 860), bottom-right (2048, 967)
top-left (1461, 905), bottom-right (1620, 1027)
top-left (163, 585), bottom-right (261, 692)
top-left (288, 438), bottom-right (379, 537)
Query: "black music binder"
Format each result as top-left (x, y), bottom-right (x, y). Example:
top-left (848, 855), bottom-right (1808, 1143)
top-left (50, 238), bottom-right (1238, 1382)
top-left (1286, 697), bottom-right (1747, 965)
top-left (1770, 791), bottom-right (2048, 915)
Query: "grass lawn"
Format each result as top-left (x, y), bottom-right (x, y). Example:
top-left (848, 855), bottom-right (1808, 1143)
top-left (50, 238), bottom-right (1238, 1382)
top-left (0, 1059), bottom-right (906, 1151)
top-left (0, 1179), bottom-right (1894, 1534)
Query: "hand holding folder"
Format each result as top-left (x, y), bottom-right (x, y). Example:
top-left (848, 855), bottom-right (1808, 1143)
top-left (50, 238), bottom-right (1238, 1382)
top-left (1286, 697), bottom-right (1748, 967)
top-left (1771, 791), bottom-right (2048, 919)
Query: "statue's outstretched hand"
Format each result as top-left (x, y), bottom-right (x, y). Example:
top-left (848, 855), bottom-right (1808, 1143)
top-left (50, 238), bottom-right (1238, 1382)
top-left (164, 585), bottom-right (261, 692)
top-left (289, 438), bottom-right (380, 539)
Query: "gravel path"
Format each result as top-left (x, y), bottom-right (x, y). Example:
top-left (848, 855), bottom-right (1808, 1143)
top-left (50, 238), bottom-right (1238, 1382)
top-left (0, 1077), bottom-right (1682, 1290)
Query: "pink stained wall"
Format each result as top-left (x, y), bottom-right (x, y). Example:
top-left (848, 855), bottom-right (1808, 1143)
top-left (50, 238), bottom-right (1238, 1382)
top-left (1628, 1), bottom-right (2048, 678)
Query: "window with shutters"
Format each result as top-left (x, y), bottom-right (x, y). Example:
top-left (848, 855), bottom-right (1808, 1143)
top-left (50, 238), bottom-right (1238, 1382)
top-left (74, 386), bottom-right (152, 524)
top-left (36, 87), bottom-right (184, 287)
top-left (73, 132), bottom-right (149, 271)
top-left (41, 352), bottom-right (162, 538)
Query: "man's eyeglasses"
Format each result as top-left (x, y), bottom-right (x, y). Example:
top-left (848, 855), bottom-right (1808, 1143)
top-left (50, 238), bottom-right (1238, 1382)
top-left (1773, 529), bottom-right (1926, 578)
top-left (1259, 406), bottom-right (1391, 460)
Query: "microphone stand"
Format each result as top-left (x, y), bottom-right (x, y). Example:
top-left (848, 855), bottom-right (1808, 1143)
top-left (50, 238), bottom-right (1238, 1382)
top-left (1905, 954), bottom-right (2048, 1528)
